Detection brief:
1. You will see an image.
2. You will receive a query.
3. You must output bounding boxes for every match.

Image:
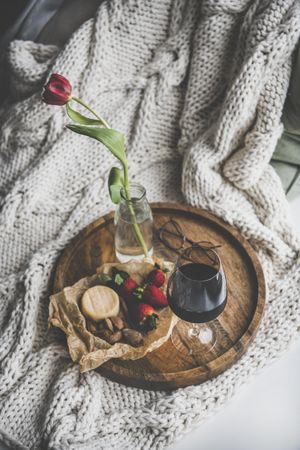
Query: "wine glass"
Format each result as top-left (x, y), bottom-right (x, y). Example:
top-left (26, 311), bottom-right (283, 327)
top-left (167, 245), bottom-right (227, 355)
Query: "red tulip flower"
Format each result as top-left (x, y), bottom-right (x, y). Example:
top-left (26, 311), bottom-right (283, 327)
top-left (42, 73), bottom-right (72, 106)
top-left (41, 72), bottom-right (149, 256)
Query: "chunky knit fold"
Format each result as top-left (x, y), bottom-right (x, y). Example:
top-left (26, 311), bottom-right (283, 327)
top-left (0, 1), bottom-right (300, 449)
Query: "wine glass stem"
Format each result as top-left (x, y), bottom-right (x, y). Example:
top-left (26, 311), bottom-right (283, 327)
top-left (171, 321), bottom-right (217, 356)
top-left (187, 323), bottom-right (214, 345)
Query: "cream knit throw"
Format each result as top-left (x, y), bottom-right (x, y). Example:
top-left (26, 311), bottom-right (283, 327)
top-left (0, 1), bottom-right (300, 449)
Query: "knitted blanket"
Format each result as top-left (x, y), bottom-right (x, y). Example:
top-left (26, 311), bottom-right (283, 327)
top-left (0, 1), bottom-right (300, 449)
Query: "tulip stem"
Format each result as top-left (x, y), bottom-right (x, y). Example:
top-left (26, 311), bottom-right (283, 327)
top-left (72, 96), bottom-right (110, 128)
top-left (70, 96), bottom-right (148, 258)
top-left (123, 163), bottom-right (148, 257)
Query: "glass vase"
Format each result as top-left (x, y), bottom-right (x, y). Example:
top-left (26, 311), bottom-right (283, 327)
top-left (114, 183), bottom-right (153, 262)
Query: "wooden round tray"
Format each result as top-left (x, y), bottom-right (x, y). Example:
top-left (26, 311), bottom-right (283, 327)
top-left (53, 203), bottom-right (265, 390)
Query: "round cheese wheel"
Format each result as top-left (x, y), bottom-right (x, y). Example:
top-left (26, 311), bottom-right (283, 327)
top-left (81, 285), bottom-right (119, 321)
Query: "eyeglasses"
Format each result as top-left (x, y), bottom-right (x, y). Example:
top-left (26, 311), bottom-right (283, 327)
top-left (157, 219), bottom-right (221, 264)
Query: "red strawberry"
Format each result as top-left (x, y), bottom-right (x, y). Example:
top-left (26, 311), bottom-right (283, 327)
top-left (137, 303), bottom-right (158, 331)
top-left (143, 284), bottom-right (168, 307)
top-left (121, 277), bottom-right (138, 299)
top-left (147, 269), bottom-right (166, 287)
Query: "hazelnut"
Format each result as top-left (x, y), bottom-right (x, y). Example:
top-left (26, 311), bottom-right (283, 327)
top-left (122, 328), bottom-right (144, 347)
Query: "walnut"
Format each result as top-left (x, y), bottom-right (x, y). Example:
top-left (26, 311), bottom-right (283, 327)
top-left (86, 320), bottom-right (97, 334)
top-left (103, 318), bottom-right (114, 332)
top-left (97, 329), bottom-right (122, 345)
top-left (110, 316), bottom-right (126, 331)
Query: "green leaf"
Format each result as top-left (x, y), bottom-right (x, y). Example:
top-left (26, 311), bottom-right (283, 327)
top-left (66, 102), bottom-right (104, 127)
top-left (133, 286), bottom-right (144, 300)
top-left (108, 167), bottom-right (124, 204)
top-left (66, 124), bottom-right (127, 166)
top-left (98, 273), bottom-right (112, 284)
top-left (114, 273), bottom-right (125, 286)
top-left (112, 268), bottom-right (129, 280)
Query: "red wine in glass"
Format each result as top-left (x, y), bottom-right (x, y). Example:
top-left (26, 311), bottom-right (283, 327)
top-left (167, 246), bottom-right (227, 355)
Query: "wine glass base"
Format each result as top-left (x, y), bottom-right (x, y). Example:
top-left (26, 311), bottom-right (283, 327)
top-left (171, 320), bottom-right (217, 356)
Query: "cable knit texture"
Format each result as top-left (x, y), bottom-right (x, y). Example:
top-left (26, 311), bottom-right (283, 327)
top-left (0, 1), bottom-right (300, 449)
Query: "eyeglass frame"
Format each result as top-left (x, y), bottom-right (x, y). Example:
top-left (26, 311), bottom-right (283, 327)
top-left (156, 218), bottom-right (221, 264)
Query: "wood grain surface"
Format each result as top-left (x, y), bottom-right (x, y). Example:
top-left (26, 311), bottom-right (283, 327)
top-left (52, 203), bottom-right (266, 390)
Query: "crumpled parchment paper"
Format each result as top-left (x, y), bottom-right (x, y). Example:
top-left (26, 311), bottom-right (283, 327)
top-left (49, 258), bottom-right (177, 372)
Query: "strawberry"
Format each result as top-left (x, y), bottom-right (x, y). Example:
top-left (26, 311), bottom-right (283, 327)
top-left (121, 277), bottom-right (138, 300)
top-left (137, 303), bottom-right (158, 331)
top-left (143, 284), bottom-right (168, 307)
top-left (147, 269), bottom-right (166, 287)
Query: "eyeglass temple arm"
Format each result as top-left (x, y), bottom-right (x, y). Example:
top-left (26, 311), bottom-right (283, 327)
top-left (156, 224), bottom-right (221, 250)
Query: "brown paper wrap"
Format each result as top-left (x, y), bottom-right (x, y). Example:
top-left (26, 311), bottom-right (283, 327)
top-left (49, 258), bottom-right (177, 372)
